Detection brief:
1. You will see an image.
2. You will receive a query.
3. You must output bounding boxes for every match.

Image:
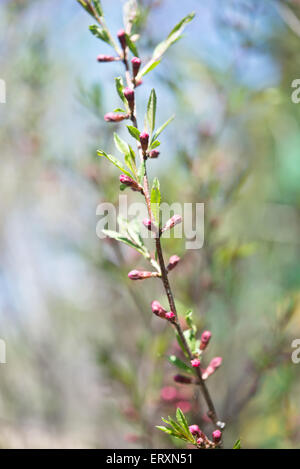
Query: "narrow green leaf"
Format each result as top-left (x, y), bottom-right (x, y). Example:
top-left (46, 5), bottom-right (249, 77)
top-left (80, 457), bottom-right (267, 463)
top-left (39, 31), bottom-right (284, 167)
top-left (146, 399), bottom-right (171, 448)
top-left (185, 309), bottom-right (193, 328)
top-left (102, 230), bottom-right (145, 255)
top-left (146, 89), bottom-right (157, 138)
top-left (168, 355), bottom-right (193, 374)
top-left (97, 149), bottom-right (132, 178)
top-left (125, 33), bottom-right (139, 57)
top-left (114, 133), bottom-right (129, 155)
top-left (139, 59), bottom-right (161, 78)
top-left (115, 77), bottom-right (128, 107)
top-left (92, 0), bottom-right (103, 16)
top-left (175, 331), bottom-right (189, 358)
top-left (156, 426), bottom-right (174, 435)
top-left (153, 12), bottom-right (195, 59)
top-left (89, 25), bottom-right (111, 45)
top-left (127, 125), bottom-right (140, 141)
top-left (176, 408), bottom-right (190, 436)
top-left (76, 0), bottom-right (95, 17)
top-left (233, 439), bottom-right (241, 449)
top-left (151, 177), bottom-right (161, 224)
top-left (125, 145), bottom-right (137, 177)
top-left (152, 115), bottom-right (175, 142)
top-left (114, 108), bottom-right (126, 113)
top-left (150, 140), bottom-right (161, 150)
top-left (137, 160), bottom-right (145, 184)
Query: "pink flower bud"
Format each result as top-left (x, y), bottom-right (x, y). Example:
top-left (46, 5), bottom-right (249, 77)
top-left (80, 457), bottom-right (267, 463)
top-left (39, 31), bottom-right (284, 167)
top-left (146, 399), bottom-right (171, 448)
top-left (139, 132), bottom-right (149, 152)
top-left (131, 57), bottom-right (141, 78)
top-left (128, 270), bottom-right (157, 280)
top-left (104, 112), bottom-right (127, 123)
top-left (143, 218), bottom-right (158, 234)
top-left (200, 330), bottom-right (212, 350)
top-left (97, 54), bottom-right (116, 62)
top-left (165, 311), bottom-right (175, 321)
top-left (148, 149), bottom-right (160, 158)
top-left (117, 29), bottom-right (127, 50)
top-left (191, 358), bottom-right (201, 368)
top-left (212, 429), bottom-right (222, 443)
top-left (173, 374), bottom-right (192, 384)
top-left (162, 215), bottom-right (182, 233)
top-left (167, 255), bottom-right (180, 272)
top-left (197, 437), bottom-right (204, 446)
top-left (119, 174), bottom-right (143, 193)
top-left (151, 300), bottom-right (167, 318)
top-left (123, 87), bottom-right (135, 110)
top-left (202, 357), bottom-right (222, 380)
top-left (189, 425), bottom-right (200, 436)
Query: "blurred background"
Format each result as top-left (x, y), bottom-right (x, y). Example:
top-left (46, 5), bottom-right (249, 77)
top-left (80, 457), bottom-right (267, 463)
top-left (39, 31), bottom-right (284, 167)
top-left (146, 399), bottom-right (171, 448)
top-left (0, 0), bottom-right (300, 449)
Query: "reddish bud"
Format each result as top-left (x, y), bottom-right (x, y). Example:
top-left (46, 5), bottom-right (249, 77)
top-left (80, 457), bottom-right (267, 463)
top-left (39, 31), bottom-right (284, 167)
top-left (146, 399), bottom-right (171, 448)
top-left (104, 112), bottom-right (127, 123)
top-left (165, 311), bottom-right (175, 321)
top-left (131, 57), bottom-right (141, 78)
top-left (151, 300), bottom-right (167, 318)
top-left (128, 270), bottom-right (157, 280)
top-left (200, 330), bottom-right (212, 350)
top-left (197, 437), bottom-right (204, 446)
top-left (189, 425), bottom-right (200, 436)
top-left (191, 358), bottom-right (201, 368)
top-left (174, 374), bottom-right (192, 384)
top-left (162, 215), bottom-right (182, 233)
top-left (212, 429), bottom-right (222, 443)
top-left (117, 29), bottom-right (127, 50)
top-left (167, 255), bottom-right (180, 272)
top-left (123, 87), bottom-right (135, 110)
top-left (97, 54), bottom-right (116, 62)
top-left (202, 357), bottom-right (222, 380)
top-left (119, 174), bottom-right (142, 192)
top-left (148, 149), bottom-right (160, 158)
top-left (139, 132), bottom-right (149, 152)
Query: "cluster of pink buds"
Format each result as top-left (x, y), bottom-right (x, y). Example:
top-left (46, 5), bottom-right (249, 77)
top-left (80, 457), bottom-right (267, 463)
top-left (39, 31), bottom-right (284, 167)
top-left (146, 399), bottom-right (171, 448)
top-left (97, 54), bottom-right (117, 62)
top-left (202, 357), bottom-right (222, 380)
top-left (119, 174), bottom-right (143, 193)
top-left (162, 214), bottom-right (182, 233)
top-left (189, 425), bottom-right (222, 448)
top-left (128, 270), bottom-right (160, 280)
top-left (200, 330), bottom-right (212, 350)
top-left (151, 301), bottom-right (175, 322)
top-left (140, 132), bottom-right (149, 153)
top-left (167, 255), bottom-right (180, 272)
top-left (104, 112), bottom-right (128, 123)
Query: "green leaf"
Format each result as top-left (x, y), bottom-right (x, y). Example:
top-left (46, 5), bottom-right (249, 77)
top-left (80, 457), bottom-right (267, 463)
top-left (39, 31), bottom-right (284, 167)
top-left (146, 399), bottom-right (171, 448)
top-left (114, 108), bottom-right (126, 113)
top-left (175, 331), bottom-right (189, 358)
top-left (92, 0), bottom-right (103, 16)
top-left (185, 309), bottom-right (193, 329)
top-left (153, 12), bottom-right (195, 59)
top-left (151, 177), bottom-right (161, 224)
top-left (137, 160), bottom-right (145, 184)
top-left (168, 355), bottom-right (193, 374)
top-left (152, 115), bottom-right (175, 142)
top-left (146, 89), bottom-right (157, 138)
top-left (233, 439), bottom-right (241, 449)
top-left (139, 59), bottom-right (161, 78)
top-left (89, 25), bottom-right (111, 45)
top-left (125, 146), bottom-right (137, 178)
top-left (150, 140), bottom-right (161, 150)
top-left (114, 133), bottom-right (129, 155)
top-left (102, 230), bottom-right (145, 255)
top-left (115, 77), bottom-right (128, 108)
top-left (97, 149), bottom-right (132, 178)
top-left (127, 125), bottom-right (140, 141)
top-left (156, 426), bottom-right (174, 435)
top-left (76, 0), bottom-right (95, 17)
top-left (125, 33), bottom-right (139, 57)
top-left (176, 408), bottom-right (191, 437)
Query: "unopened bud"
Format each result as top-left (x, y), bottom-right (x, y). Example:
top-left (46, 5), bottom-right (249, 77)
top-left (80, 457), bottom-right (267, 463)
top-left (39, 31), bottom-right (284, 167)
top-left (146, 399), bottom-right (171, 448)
top-left (202, 357), bottom-right (222, 380)
top-left (173, 374), bottom-right (192, 384)
top-left (117, 29), bottom-right (127, 50)
top-left (162, 215), bottom-right (182, 233)
top-left (191, 358), bottom-right (201, 368)
top-left (123, 87), bottom-right (135, 111)
top-left (189, 425), bottom-right (200, 436)
top-left (104, 112), bottom-right (128, 123)
top-left (139, 132), bottom-right (149, 152)
top-left (119, 174), bottom-right (143, 193)
top-left (128, 270), bottom-right (158, 280)
top-left (197, 437), bottom-right (204, 446)
top-left (131, 57), bottom-right (141, 78)
top-left (200, 330), bottom-right (212, 350)
top-left (97, 54), bottom-right (116, 62)
top-left (142, 218), bottom-right (158, 234)
top-left (212, 429), bottom-right (222, 444)
top-left (151, 300), bottom-right (167, 318)
top-left (167, 255), bottom-right (180, 272)
top-left (148, 149), bottom-right (160, 159)
top-left (165, 311), bottom-right (175, 321)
